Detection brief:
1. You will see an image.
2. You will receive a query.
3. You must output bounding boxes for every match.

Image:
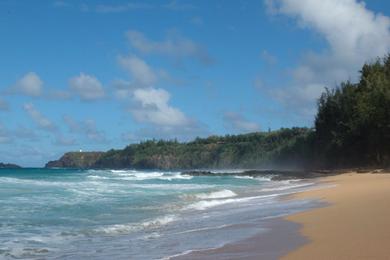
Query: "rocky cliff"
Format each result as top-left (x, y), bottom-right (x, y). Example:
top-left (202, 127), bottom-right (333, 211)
top-left (45, 152), bottom-right (104, 169)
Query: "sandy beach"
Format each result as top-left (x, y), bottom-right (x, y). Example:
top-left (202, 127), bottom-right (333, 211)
top-left (177, 171), bottom-right (390, 260)
top-left (283, 172), bottom-right (390, 259)
top-left (173, 219), bottom-right (307, 260)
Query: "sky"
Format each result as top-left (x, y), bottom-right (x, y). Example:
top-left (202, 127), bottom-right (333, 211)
top-left (1, 0), bottom-right (390, 167)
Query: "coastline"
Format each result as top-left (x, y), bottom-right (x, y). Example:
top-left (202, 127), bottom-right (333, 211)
top-left (171, 176), bottom-right (324, 260)
top-left (171, 218), bottom-right (307, 260)
top-left (3, 169), bottom-right (390, 259)
top-left (175, 171), bottom-right (390, 259)
top-left (282, 171), bottom-right (390, 259)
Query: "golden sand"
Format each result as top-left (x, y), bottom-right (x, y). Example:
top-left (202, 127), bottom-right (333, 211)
top-left (283, 172), bottom-right (390, 260)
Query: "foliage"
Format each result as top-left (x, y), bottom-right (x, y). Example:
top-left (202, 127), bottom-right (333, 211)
top-left (48, 54), bottom-right (390, 170)
top-left (314, 55), bottom-right (390, 167)
top-left (93, 128), bottom-right (313, 169)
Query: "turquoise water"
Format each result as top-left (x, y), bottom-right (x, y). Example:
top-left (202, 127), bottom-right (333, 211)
top-left (0, 168), bottom-right (316, 259)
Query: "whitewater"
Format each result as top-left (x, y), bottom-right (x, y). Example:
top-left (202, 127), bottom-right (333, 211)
top-left (0, 168), bottom-right (318, 259)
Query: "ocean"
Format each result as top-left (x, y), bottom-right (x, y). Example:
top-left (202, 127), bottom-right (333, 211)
top-left (0, 168), bottom-right (318, 259)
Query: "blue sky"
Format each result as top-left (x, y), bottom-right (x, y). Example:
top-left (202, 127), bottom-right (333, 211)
top-left (1, 0), bottom-right (390, 166)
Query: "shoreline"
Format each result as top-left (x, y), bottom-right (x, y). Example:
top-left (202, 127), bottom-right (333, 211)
top-left (174, 171), bottom-right (390, 259)
top-left (171, 178), bottom-right (324, 260)
top-left (282, 171), bottom-right (390, 259)
top-left (171, 218), bottom-right (308, 260)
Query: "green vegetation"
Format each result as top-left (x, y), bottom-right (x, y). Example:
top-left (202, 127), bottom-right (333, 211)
top-left (46, 152), bottom-right (104, 168)
top-left (46, 54), bottom-right (390, 170)
top-left (46, 128), bottom-right (312, 170)
top-left (314, 55), bottom-right (390, 168)
top-left (92, 127), bottom-right (311, 169)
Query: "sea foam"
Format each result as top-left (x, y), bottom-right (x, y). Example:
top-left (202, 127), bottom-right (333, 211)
top-left (195, 189), bottom-right (237, 199)
top-left (95, 215), bottom-right (178, 235)
top-left (109, 170), bottom-right (193, 181)
top-left (186, 194), bottom-right (280, 211)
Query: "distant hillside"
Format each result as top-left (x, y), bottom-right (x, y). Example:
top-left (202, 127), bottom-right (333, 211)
top-left (45, 54), bottom-right (390, 170)
top-left (45, 152), bottom-right (105, 169)
top-left (0, 162), bottom-right (21, 169)
top-left (46, 128), bottom-right (312, 170)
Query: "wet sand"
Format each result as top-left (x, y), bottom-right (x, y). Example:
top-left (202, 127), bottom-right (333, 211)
top-left (283, 172), bottom-right (390, 259)
top-left (174, 172), bottom-right (390, 259)
top-left (172, 218), bottom-right (307, 260)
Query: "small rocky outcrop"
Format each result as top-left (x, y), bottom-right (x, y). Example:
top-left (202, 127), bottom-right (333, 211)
top-left (0, 162), bottom-right (21, 168)
top-left (45, 152), bottom-right (104, 169)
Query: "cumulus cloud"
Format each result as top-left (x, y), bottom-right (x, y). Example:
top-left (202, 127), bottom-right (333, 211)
top-left (223, 112), bottom-right (260, 133)
top-left (8, 72), bottom-right (72, 100)
top-left (270, 83), bottom-right (324, 117)
top-left (118, 55), bottom-right (157, 86)
top-left (131, 87), bottom-right (191, 127)
top-left (23, 103), bottom-right (57, 131)
top-left (126, 30), bottom-right (213, 65)
top-left (112, 79), bottom-right (135, 99)
top-left (63, 115), bottom-right (108, 143)
top-left (69, 73), bottom-right (105, 100)
top-left (116, 52), bottom-right (207, 140)
top-left (265, 0), bottom-right (390, 116)
top-left (11, 72), bottom-right (43, 97)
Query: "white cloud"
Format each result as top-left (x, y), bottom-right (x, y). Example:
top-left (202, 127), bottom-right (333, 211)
top-left (63, 115), bottom-right (107, 143)
top-left (83, 119), bottom-right (107, 142)
top-left (131, 87), bottom-right (191, 127)
top-left (7, 72), bottom-right (72, 100)
top-left (270, 83), bottom-right (324, 117)
top-left (115, 47), bottom-right (208, 139)
top-left (118, 55), bottom-right (157, 86)
top-left (12, 72), bottom-right (43, 97)
top-left (265, 0), bottom-right (390, 116)
top-left (112, 79), bottom-right (135, 100)
top-left (23, 103), bottom-right (56, 131)
top-left (69, 73), bottom-right (105, 100)
top-left (126, 30), bottom-right (213, 65)
top-left (223, 112), bottom-right (260, 133)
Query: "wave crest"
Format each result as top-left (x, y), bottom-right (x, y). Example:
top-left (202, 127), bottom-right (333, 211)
top-left (195, 189), bottom-right (237, 199)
